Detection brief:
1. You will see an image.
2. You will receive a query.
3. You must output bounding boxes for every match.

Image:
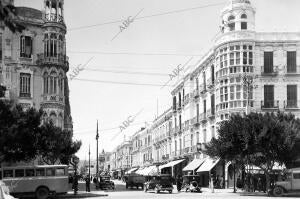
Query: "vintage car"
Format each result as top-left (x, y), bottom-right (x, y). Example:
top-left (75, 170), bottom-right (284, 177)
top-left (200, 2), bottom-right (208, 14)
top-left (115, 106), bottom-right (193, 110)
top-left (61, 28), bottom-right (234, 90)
top-left (144, 174), bottom-right (173, 194)
top-left (182, 175), bottom-right (202, 193)
top-left (0, 181), bottom-right (16, 199)
top-left (124, 174), bottom-right (145, 189)
top-left (272, 167), bottom-right (300, 196)
top-left (98, 175), bottom-right (115, 190)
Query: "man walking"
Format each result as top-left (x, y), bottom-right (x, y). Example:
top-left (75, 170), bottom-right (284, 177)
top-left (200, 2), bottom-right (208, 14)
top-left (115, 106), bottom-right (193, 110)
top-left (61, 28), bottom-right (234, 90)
top-left (85, 175), bottom-right (90, 192)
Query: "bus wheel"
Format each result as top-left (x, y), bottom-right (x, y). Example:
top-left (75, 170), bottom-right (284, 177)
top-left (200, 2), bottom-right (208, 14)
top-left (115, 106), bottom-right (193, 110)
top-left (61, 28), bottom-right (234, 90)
top-left (36, 187), bottom-right (49, 199)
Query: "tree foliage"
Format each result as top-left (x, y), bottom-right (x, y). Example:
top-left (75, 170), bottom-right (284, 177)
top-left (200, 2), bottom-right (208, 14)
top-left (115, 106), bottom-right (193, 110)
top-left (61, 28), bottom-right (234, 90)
top-left (204, 112), bottom-right (300, 191)
top-left (0, 100), bottom-right (42, 163)
top-left (0, 100), bottom-right (81, 165)
top-left (0, 1), bottom-right (25, 33)
top-left (37, 122), bottom-right (82, 165)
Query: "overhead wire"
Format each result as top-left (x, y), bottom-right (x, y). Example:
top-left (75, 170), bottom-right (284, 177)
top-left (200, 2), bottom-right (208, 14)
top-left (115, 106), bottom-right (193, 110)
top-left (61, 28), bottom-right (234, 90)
top-left (69, 2), bottom-right (227, 31)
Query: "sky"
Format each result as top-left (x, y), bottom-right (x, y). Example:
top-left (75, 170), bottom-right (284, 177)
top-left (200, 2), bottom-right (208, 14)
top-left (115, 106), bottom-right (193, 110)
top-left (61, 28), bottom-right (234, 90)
top-left (14, 0), bottom-right (300, 161)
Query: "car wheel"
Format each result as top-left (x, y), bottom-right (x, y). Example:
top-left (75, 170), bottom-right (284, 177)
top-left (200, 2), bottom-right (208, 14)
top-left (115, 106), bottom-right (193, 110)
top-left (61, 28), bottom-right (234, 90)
top-left (36, 187), bottom-right (49, 199)
top-left (155, 187), bottom-right (159, 194)
top-left (169, 190), bottom-right (172, 194)
top-left (273, 186), bottom-right (284, 197)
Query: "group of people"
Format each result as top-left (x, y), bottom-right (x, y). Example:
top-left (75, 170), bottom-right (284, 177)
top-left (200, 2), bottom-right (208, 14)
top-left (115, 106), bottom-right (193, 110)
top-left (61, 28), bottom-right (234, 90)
top-left (237, 174), bottom-right (267, 192)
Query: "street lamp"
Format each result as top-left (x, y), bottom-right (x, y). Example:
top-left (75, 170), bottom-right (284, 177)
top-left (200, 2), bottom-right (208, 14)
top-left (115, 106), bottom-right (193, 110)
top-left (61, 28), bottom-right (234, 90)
top-left (232, 159), bottom-right (237, 193)
top-left (96, 120), bottom-right (99, 177)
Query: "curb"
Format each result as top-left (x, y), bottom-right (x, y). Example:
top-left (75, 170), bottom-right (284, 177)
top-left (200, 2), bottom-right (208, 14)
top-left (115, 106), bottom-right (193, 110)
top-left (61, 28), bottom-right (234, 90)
top-left (57, 192), bottom-right (108, 198)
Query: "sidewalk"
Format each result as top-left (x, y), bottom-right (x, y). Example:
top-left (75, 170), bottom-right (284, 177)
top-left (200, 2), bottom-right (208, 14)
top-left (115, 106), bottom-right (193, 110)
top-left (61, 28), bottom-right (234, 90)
top-left (57, 191), bottom-right (108, 198)
top-left (200, 187), bottom-right (268, 197)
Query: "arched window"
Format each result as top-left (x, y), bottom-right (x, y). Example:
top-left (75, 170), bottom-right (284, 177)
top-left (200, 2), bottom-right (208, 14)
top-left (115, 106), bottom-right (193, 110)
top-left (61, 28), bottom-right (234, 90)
top-left (58, 113), bottom-right (63, 128)
top-left (50, 33), bottom-right (57, 57)
top-left (50, 112), bottom-right (57, 126)
top-left (50, 71), bottom-right (57, 94)
top-left (228, 15), bottom-right (235, 21)
top-left (241, 14), bottom-right (247, 19)
top-left (59, 72), bottom-right (64, 95)
top-left (43, 72), bottom-right (48, 94)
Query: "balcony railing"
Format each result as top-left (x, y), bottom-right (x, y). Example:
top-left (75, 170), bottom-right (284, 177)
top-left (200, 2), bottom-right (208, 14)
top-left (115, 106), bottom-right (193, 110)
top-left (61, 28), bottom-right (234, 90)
top-left (206, 108), bottom-right (215, 118)
top-left (41, 94), bottom-right (65, 105)
top-left (207, 78), bottom-right (214, 89)
top-left (193, 89), bottom-right (200, 98)
top-left (37, 53), bottom-right (69, 69)
top-left (286, 65), bottom-right (300, 75)
top-left (261, 100), bottom-right (279, 109)
top-left (191, 116), bottom-right (200, 126)
top-left (284, 100), bottom-right (300, 109)
top-left (261, 66), bottom-right (278, 76)
top-left (199, 112), bottom-right (207, 122)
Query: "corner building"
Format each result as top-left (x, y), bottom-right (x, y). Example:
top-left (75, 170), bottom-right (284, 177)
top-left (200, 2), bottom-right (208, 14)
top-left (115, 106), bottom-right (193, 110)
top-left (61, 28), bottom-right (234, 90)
top-left (170, 0), bottom-right (300, 188)
top-left (0, 0), bottom-right (72, 130)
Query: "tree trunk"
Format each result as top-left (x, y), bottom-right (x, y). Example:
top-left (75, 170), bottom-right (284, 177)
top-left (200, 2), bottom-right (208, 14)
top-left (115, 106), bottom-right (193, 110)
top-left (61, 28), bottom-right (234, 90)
top-left (265, 171), bottom-right (271, 195)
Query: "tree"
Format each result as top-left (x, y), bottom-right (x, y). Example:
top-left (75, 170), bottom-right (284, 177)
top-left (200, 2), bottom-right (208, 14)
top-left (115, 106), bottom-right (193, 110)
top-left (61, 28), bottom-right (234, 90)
top-left (204, 112), bottom-right (300, 193)
top-left (37, 122), bottom-right (81, 165)
top-left (0, 100), bottom-right (42, 163)
top-left (0, 85), bottom-right (6, 97)
top-left (0, 0), bottom-right (25, 33)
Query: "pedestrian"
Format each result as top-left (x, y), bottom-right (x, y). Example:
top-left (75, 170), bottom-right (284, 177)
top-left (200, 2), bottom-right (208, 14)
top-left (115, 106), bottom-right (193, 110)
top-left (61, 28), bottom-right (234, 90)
top-left (85, 175), bottom-right (90, 192)
top-left (219, 175), bottom-right (224, 189)
top-left (257, 177), bottom-right (262, 192)
top-left (176, 175), bottom-right (182, 192)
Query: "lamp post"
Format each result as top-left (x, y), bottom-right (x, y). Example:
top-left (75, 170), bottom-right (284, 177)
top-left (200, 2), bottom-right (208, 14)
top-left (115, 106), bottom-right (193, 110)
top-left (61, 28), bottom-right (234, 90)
top-left (232, 160), bottom-right (237, 193)
top-left (96, 120), bottom-right (99, 177)
top-left (89, 144), bottom-right (91, 180)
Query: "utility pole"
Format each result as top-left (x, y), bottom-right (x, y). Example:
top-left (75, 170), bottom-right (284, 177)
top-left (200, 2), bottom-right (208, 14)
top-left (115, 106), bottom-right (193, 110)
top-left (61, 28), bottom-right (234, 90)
top-left (96, 120), bottom-right (99, 177)
top-left (88, 144), bottom-right (91, 180)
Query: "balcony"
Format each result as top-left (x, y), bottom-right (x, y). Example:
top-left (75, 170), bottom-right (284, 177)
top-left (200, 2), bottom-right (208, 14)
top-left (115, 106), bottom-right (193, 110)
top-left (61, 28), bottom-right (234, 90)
top-left (177, 102), bottom-right (182, 111)
top-left (183, 94), bottom-right (190, 106)
top-left (193, 89), bottom-right (200, 98)
top-left (261, 100), bottom-right (279, 110)
top-left (286, 65), bottom-right (300, 76)
top-left (199, 85), bottom-right (207, 94)
top-left (284, 100), bottom-right (300, 110)
top-left (206, 108), bottom-right (215, 119)
top-left (184, 147), bottom-right (191, 154)
top-left (199, 112), bottom-right (207, 122)
top-left (207, 78), bottom-right (214, 89)
top-left (191, 116), bottom-right (200, 127)
top-left (37, 53), bottom-right (69, 70)
top-left (261, 66), bottom-right (278, 76)
top-left (41, 94), bottom-right (65, 106)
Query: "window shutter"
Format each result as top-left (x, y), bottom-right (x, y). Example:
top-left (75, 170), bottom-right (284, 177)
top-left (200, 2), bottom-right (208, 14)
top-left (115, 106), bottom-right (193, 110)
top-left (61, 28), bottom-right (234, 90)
top-left (287, 51), bottom-right (296, 72)
top-left (287, 85), bottom-right (297, 107)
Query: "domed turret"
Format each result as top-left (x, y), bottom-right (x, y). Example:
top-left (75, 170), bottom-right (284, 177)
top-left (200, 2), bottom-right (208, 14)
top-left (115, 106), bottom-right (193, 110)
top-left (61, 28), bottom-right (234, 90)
top-left (220, 0), bottom-right (256, 34)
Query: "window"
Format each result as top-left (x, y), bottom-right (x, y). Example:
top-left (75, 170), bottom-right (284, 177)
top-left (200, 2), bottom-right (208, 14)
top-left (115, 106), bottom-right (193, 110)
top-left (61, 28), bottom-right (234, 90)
top-left (236, 85), bottom-right (241, 99)
top-left (235, 52), bottom-right (240, 65)
top-left (15, 169), bottom-right (25, 177)
top-left (264, 52), bottom-right (274, 73)
top-left (264, 85), bottom-right (274, 108)
top-left (3, 170), bottom-right (13, 178)
top-left (294, 173), bottom-right (300, 179)
top-left (229, 23), bottom-right (235, 31)
top-left (249, 52), bottom-right (253, 65)
top-left (56, 168), bottom-right (65, 176)
top-left (241, 22), bottom-right (247, 30)
top-left (230, 53), bottom-right (234, 65)
top-left (25, 169), bottom-right (35, 177)
top-left (287, 51), bottom-right (297, 73)
top-left (43, 72), bottom-right (48, 94)
top-left (211, 126), bottom-right (215, 138)
top-left (203, 100), bottom-right (207, 113)
top-left (36, 169), bottom-right (45, 176)
top-left (241, 14), bottom-right (247, 19)
top-left (243, 52), bottom-right (248, 65)
top-left (287, 85), bottom-right (297, 108)
top-left (20, 36), bottom-right (32, 58)
top-left (0, 34), bottom-right (2, 61)
top-left (230, 86), bottom-right (235, 100)
top-left (203, 129), bottom-right (207, 143)
top-left (20, 73), bottom-right (31, 98)
top-left (228, 15), bottom-right (235, 21)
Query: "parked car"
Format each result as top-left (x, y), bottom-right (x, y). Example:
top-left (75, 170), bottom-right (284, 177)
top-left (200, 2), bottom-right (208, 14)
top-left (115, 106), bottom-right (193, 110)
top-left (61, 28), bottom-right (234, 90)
top-left (182, 175), bottom-right (202, 193)
top-left (0, 181), bottom-right (16, 199)
top-left (144, 174), bottom-right (173, 194)
top-left (124, 174), bottom-right (145, 189)
top-left (98, 175), bottom-right (115, 190)
top-left (272, 167), bottom-right (300, 197)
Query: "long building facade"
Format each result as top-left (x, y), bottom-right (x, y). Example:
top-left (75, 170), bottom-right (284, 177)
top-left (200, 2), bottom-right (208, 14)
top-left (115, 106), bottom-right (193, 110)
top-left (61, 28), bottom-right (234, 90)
top-left (108, 0), bottom-right (300, 187)
top-left (0, 0), bottom-right (72, 130)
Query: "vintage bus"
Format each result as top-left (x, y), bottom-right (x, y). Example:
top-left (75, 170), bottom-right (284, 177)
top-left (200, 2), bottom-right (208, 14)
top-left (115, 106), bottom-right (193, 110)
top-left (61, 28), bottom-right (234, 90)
top-left (0, 165), bottom-right (69, 199)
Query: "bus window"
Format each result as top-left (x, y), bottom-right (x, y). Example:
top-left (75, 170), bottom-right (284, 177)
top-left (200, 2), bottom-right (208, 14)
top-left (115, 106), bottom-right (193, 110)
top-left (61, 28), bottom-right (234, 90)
top-left (25, 169), bottom-right (35, 177)
top-left (36, 168), bottom-right (45, 176)
top-left (56, 168), bottom-right (65, 176)
top-left (3, 170), bottom-right (13, 178)
top-left (46, 168), bottom-right (55, 176)
top-left (0, 171), bottom-right (2, 179)
top-left (15, 169), bottom-right (25, 177)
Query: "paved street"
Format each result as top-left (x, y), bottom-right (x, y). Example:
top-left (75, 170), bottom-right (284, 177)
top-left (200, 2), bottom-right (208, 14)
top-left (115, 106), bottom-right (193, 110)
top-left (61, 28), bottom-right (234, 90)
top-left (74, 180), bottom-right (300, 199)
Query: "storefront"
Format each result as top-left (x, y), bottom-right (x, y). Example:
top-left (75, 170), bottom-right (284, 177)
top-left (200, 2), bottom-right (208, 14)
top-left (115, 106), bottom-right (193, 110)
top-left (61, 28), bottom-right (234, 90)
top-left (182, 158), bottom-right (206, 175)
top-left (160, 159), bottom-right (187, 177)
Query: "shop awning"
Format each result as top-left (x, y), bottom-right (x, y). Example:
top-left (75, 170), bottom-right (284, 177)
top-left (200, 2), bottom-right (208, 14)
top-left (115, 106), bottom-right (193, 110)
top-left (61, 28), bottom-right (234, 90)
top-left (125, 167), bottom-right (138, 174)
top-left (142, 166), bottom-right (159, 176)
top-left (196, 158), bottom-right (220, 172)
top-left (183, 159), bottom-right (205, 171)
top-left (135, 167), bottom-right (147, 175)
top-left (160, 159), bottom-right (185, 170)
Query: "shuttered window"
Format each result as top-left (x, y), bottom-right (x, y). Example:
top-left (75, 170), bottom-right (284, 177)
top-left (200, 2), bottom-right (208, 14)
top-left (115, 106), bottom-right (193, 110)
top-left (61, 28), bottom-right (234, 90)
top-left (264, 85), bottom-right (274, 108)
top-left (264, 52), bottom-right (273, 73)
top-left (287, 85), bottom-right (297, 107)
top-left (287, 51), bottom-right (296, 73)
top-left (20, 36), bottom-right (32, 58)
